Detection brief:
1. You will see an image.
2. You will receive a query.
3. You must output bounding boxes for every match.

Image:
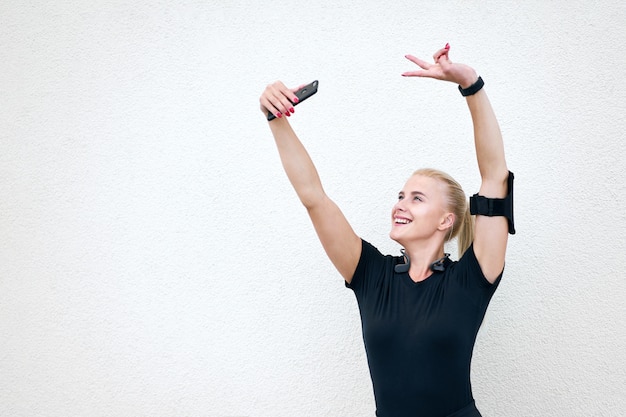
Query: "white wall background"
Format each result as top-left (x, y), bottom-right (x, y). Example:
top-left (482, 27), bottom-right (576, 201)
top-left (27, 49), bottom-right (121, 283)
top-left (1, 1), bottom-right (625, 416)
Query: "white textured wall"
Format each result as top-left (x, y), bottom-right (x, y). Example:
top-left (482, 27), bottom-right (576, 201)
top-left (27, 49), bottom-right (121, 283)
top-left (2, 1), bottom-right (625, 416)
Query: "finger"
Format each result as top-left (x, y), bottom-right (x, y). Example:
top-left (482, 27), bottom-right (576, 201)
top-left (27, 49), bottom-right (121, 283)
top-left (435, 42), bottom-right (452, 60)
top-left (271, 82), bottom-right (297, 116)
top-left (260, 95), bottom-right (283, 119)
top-left (401, 70), bottom-right (428, 77)
top-left (438, 53), bottom-right (452, 71)
top-left (287, 84), bottom-right (306, 108)
top-left (271, 83), bottom-right (297, 114)
top-left (433, 49), bottom-right (449, 63)
top-left (277, 83), bottom-right (298, 109)
top-left (260, 82), bottom-right (289, 119)
top-left (404, 54), bottom-right (431, 70)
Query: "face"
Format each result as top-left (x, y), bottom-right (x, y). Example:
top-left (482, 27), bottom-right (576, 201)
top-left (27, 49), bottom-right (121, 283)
top-left (390, 175), bottom-right (453, 246)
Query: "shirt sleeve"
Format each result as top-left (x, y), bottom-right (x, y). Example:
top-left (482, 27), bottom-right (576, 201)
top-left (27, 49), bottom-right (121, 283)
top-left (345, 239), bottom-right (389, 299)
top-left (451, 243), bottom-right (502, 306)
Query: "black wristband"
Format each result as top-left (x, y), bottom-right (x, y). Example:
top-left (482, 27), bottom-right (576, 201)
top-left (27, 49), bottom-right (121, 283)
top-left (458, 76), bottom-right (484, 96)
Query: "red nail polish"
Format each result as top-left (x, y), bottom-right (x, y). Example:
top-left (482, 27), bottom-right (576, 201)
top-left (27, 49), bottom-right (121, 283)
top-left (445, 43), bottom-right (450, 50)
top-left (277, 112), bottom-right (282, 118)
top-left (292, 97), bottom-right (299, 103)
top-left (289, 107), bottom-right (295, 113)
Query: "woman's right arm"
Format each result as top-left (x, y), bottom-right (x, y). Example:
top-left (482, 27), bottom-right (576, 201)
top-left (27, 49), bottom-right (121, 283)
top-left (260, 81), bottom-right (361, 283)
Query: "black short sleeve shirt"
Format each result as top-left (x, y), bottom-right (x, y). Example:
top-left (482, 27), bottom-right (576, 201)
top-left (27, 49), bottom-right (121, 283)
top-left (346, 240), bottom-right (501, 417)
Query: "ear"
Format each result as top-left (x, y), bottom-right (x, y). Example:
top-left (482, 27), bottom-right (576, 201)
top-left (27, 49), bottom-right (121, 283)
top-left (438, 213), bottom-right (455, 231)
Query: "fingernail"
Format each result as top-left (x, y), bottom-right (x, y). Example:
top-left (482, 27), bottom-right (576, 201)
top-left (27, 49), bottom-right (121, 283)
top-left (289, 107), bottom-right (295, 113)
top-left (445, 43), bottom-right (450, 50)
top-left (292, 97), bottom-right (299, 103)
top-left (277, 112), bottom-right (282, 118)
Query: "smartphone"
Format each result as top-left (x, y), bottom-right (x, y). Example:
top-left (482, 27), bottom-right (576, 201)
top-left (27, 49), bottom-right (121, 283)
top-left (267, 80), bottom-right (319, 121)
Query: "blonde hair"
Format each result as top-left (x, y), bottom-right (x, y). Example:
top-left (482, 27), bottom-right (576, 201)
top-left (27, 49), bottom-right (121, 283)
top-left (412, 168), bottom-right (474, 257)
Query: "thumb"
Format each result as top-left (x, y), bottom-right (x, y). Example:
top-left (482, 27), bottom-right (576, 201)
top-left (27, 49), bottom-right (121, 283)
top-left (434, 43), bottom-right (451, 64)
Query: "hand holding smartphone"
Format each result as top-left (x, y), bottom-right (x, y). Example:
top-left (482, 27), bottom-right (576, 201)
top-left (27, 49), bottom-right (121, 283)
top-left (267, 80), bottom-right (319, 121)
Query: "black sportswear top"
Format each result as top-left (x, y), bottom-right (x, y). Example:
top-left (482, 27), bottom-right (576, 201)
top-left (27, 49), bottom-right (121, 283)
top-left (346, 239), bottom-right (501, 417)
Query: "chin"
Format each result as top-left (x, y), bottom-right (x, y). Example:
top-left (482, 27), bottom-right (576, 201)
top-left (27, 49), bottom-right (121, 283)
top-left (389, 230), bottom-right (403, 245)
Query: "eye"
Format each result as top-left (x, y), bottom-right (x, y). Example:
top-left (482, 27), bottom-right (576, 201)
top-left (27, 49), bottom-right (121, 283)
top-left (413, 195), bottom-right (423, 202)
top-left (397, 194), bottom-right (404, 201)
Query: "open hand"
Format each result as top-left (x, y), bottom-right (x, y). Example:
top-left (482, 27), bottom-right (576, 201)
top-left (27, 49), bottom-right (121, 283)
top-left (402, 44), bottom-right (478, 88)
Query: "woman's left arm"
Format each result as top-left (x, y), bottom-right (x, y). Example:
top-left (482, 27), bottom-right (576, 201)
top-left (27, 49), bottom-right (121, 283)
top-left (465, 87), bottom-right (509, 283)
top-left (403, 45), bottom-right (509, 283)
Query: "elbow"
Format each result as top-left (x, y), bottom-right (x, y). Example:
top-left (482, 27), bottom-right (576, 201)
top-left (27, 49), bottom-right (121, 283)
top-left (300, 189), bottom-right (327, 210)
top-left (495, 167), bottom-right (511, 185)
top-left (479, 169), bottom-right (511, 199)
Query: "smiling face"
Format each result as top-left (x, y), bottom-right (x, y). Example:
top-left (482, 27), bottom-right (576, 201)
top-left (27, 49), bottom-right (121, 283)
top-left (390, 174), bottom-right (454, 247)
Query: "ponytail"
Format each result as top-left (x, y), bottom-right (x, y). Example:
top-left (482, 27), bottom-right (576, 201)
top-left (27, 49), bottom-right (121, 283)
top-left (456, 204), bottom-right (474, 257)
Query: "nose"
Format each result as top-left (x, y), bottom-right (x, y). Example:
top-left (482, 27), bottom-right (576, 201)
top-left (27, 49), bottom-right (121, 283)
top-left (394, 198), bottom-right (407, 212)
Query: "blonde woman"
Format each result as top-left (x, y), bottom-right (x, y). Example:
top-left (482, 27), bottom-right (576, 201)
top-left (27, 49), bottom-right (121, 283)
top-left (259, 44), bottom-right (514, 417)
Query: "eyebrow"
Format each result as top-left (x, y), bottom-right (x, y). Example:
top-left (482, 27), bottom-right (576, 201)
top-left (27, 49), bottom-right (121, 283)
top-left (398, 191), bottom-right (428, 198)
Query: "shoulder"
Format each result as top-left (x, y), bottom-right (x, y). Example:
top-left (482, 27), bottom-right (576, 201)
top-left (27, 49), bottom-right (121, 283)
top-left (346, 239), bottom-right (399, 291)
top-left (449, 244), bottom-right (503, 290)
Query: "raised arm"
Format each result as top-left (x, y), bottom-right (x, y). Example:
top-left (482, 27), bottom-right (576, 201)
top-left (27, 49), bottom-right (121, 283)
top-left (403, 45), bottom-right (510, 283)
top-left (259, 81), bottom-right (362, 282)
top-left (464, 79), bottom-right (510, 283)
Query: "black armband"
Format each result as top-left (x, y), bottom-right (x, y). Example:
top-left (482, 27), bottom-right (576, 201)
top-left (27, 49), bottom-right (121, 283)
top-left (469, 171), bottom-right (516, 234)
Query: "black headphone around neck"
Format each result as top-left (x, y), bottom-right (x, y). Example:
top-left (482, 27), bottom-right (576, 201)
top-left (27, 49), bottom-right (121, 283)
top-left (394, 249), bottom-right (450, 273)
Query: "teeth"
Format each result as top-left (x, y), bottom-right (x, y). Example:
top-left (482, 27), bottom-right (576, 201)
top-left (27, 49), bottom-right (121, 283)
top-left (395, 218), bottom-right (411, 224)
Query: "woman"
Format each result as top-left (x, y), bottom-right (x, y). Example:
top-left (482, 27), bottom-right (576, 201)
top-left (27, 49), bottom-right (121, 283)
top-left (259, 45), bottom-right (514, 417)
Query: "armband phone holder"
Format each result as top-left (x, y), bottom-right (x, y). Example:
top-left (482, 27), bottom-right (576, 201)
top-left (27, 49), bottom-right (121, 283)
top-left (469, 171), bottom-right (516, 234)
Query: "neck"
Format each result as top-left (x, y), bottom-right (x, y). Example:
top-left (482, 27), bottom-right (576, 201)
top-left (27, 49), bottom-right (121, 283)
top-left (403, 240), bottom-right (446, 282)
